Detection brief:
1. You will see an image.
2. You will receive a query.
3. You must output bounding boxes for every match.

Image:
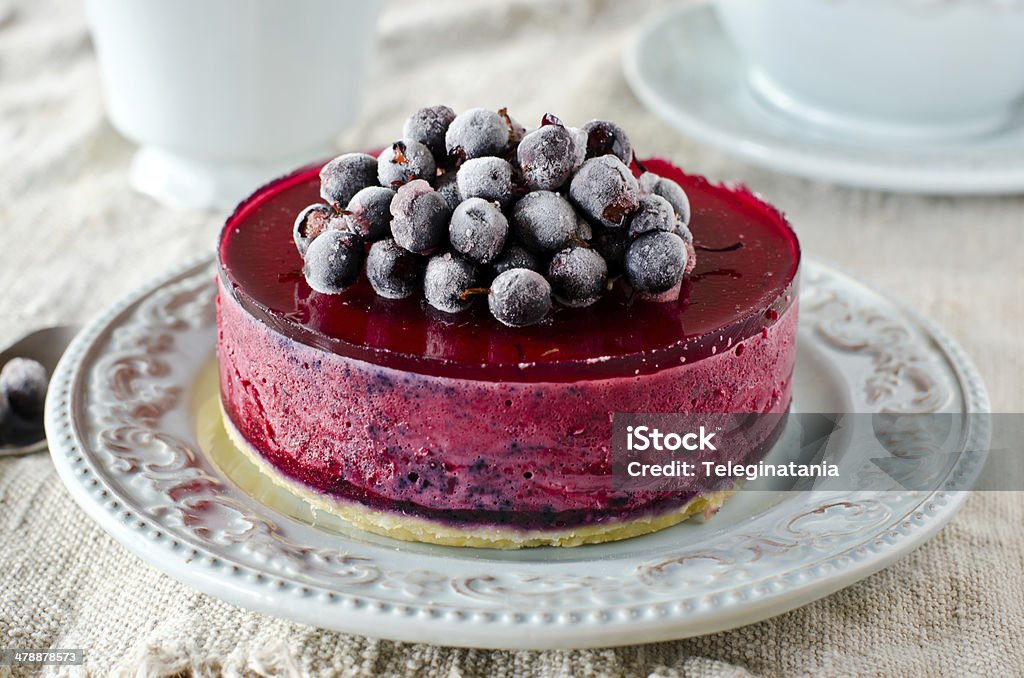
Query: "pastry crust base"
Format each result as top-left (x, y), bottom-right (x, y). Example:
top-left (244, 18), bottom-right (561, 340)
top-left (221, 405), bottom-right (732, 549)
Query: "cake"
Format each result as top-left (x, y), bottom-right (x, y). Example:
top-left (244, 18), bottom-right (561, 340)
top-left (217, 107), bottom-right (800, 549)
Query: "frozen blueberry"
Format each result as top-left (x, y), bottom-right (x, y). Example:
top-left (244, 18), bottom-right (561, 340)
top-left (512, 191), bottom-right (579, 254)
top-left (378, 139), bottom-right (437, 188)
top-left (498, 107), bottom-right (527, 145)
top-left (676, 222), bottom-right (694, 244)
top-left (403, 105), bottom-right (456, 159)
top-left (582, 119), bottom-right (633, 164)
top-left (390, 179), bottom-right (451, 254)
top-left (547, 246), bottom-right (608, 308)
top-left (293, 204), bottom-right (336, 256)
top-left (516, 123), bottom-right (584, 191)
top-left (492, 242), bottom-right (541, 275)
top-left (569, 155), bottom-right (640, 228)
top-left (304, 229), bottom-right (364, 294)
top-left (345, 186), bottom-right (395, 241)
top-left (320, 153), bottom-right (378, 209)
top-left (488, 269), bottom-right (552, 327)
top-left (434, 170), bottom-right (462, 212)
top-left (449, 198), bottom-right (509, 265)
top-left (0, 358), bottom-right (48, 418)
top-left (445, 108), bottom-right (509, 162)
top-left (628, 194), bottom-right (676, 239)
top-left (639, 172), bottom-right (691, 228)
top-left (456, 157), bottom-right (517, 207)
top-left (424, 253), bottom-right (477, 314)
top-left (592, 228), bottom-right (629, 276)
top-left (625, 230), bottom-right (688, 295)
top-left (366, 238), bottom-right (420, 299)
top-left (575, 214), bottom-right (593, 241)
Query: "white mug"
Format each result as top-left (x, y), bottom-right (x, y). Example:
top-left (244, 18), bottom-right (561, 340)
top-left (86, 0), bottom-right (380, 209)
top-left (713, 0), bottom-right (1024, 140)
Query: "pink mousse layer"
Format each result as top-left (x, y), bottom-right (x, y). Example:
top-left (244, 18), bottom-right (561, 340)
top-left (218, 283), bottom-right (797, 529)
top-left (217, 159), bottom-right (800, 530)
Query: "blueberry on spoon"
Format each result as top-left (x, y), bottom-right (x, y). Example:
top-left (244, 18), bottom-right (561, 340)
top-left (0, 358), bottom-right (48, 418)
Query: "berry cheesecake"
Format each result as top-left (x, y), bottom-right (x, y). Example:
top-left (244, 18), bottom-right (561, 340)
top-left (217, 107), bottom-right (800, 548)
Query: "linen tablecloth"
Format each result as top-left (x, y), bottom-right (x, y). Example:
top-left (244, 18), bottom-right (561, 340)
top-left (2, 0), bottom-right (1023, 675)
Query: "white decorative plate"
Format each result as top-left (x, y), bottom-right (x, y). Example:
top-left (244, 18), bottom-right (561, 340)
top-left (623, 3), bottom-right (1024, 195)
top-left (46, 257), bottom-right (988, 649)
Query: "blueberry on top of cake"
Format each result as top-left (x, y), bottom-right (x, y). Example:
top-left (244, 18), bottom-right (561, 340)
top-left (291, 108), bottom-right (702, 327)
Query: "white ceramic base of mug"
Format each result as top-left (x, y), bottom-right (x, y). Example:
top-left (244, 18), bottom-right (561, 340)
top-left (623, 3), bottom-right (1024, 195)
top-left (129, 146), bottom-right (331, 210)
top-left (748, 67), bottom-right (1014, 143)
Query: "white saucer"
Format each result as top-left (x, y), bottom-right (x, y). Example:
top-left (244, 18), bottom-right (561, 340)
top-left (623, 2), bottom-right (1024, 195)
top-left (45, 256), bottom-right (988, 649)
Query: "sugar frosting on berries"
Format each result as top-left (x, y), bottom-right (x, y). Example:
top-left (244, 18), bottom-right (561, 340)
top-left (569, 155), bottom-right (640, 228)
top-left (378, 140), bottom-right (436, 187)
top-left (445, 108), bottom-right (510, 162)
top-left (424, 252), bottom-right (476, 313)
top-left (512, 190), bottom-right (579, 254)
top-left (293, 107), bottom-right (701, 326)
top-left (640, 171), bottom-right (691, 228)
top-left (346, 186), bottom-right (395, 241)
top-left (320, 153), bottom-right (378, 208)
top-left (403, 105), bottom-right (456, 159)
top-left (449, 197), bottom-right (509, 265)
top-left (518, 124), bottom-right (582, 191)
top-left (390, 179), bottom-right (450, 254)
top-left (457, 157), bottom-right (517, 207)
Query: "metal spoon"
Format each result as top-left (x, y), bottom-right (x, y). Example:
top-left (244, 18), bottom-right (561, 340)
top-left (0, 325), bottom-right (80, 458)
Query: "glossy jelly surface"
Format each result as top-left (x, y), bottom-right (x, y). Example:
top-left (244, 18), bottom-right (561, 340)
top-left (218, 158), bottom-right (800, 382)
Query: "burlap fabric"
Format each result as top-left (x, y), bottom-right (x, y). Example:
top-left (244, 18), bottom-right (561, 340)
top-left (1, 0), bottom-right (1022, 675)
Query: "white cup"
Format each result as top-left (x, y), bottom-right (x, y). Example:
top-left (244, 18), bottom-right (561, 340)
top-left (86, 0), bottom-right (380, 209)
top-left (713, 0), bottom-right (1024, 140)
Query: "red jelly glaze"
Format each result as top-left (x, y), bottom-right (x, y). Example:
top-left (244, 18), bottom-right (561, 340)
top-left (218, 158), bottom-right (799, 383)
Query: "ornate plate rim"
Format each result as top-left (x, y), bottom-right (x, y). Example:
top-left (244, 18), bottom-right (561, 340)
top-left (45, 255), bottom-right (990, 649)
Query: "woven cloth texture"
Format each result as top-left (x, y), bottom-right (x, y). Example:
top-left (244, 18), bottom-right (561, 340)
top-left (1, 0), bottom-right (1022, 675)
